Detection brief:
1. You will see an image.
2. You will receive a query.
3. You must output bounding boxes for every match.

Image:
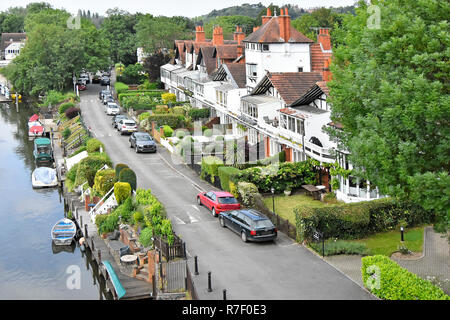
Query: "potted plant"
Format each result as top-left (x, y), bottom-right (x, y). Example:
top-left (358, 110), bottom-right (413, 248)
top-left (284, 182), bottom-right (293, 196)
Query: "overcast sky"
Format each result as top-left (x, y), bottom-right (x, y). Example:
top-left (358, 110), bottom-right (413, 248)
top-left (0, 0), bottom-right (358, 17)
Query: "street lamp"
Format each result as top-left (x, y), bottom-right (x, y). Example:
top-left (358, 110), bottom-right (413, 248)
top-left (271, 187), bottom-right (275, 213)
top-left (400, 226), bottom-right (404, 242)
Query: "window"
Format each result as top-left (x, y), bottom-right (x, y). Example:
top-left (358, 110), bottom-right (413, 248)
top-left (262, 44), bottom-right (269, 51)
top-left (288, 117), bottom-right (295, 131)
top-left (280, 114), bottom-right (287, 129)
top-left (247, 64), bottom-right (257, 78)
top-left (298, 67), bottom-right (303, 72)
top-left (296, 119), bottom-right (304, 135)
top-left (248, 128), bottom-right (258, 145)
top-left (241, 101), bottom-right (258, 118)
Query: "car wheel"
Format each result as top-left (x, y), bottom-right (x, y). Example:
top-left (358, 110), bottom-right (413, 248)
top-left (197, 197), bottom-right (202, 206)
top-left (130, 143), bottom-right (133, 148)
top-left (211, 207), bottom-right (217, 217)
top-left (241, 231), bottom-right (248, 243)
top-left (219, 216), bottom-right (226, 228)
top-left (135, 146), bottom-right (139, 153)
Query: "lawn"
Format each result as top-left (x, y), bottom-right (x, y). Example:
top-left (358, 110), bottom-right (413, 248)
top-left (349, 226), bottom-right (425, 256)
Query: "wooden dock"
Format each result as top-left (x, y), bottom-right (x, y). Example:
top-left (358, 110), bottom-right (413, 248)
top-left (65, 191), bottom-right (154, 300)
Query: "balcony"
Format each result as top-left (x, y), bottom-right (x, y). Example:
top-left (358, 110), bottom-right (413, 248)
top-left (304, 140), bottom-right (335, 163)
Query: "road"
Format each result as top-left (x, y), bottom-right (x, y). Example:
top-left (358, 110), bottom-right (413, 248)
top-left (79, 83), bottom-right (374, 300)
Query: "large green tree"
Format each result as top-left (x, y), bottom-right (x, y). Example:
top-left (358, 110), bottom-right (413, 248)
top-left (204, 15), bottom-right (256, 39)
top-left (327, 0), bottom-right (450, 231)
top-left (291, 7), bottom-right (344, 41)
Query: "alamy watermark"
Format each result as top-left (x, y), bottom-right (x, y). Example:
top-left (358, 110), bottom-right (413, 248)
top-left (67, 14), bottom-right (81, 30)
top-left (367, 5), bottom-right (381, 30)
top-left (66, 265), bottom-right (81, 290)
top-left (365, 265), bottom-right (381, 290)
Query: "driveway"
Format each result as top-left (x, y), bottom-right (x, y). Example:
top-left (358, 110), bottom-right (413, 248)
top-left (79, 83), bottom-right (374, 300)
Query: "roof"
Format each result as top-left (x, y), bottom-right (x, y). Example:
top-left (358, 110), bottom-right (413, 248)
top-left (213, 191), bottom-right (234, 197)
top-left (35, 137), bottom-right (50, 145)
top-left (251, 72), bottom-right (323, 105)
top-left (242, 94), bottom-right (280, 105)
top-left (1, 33), bottom-right (26, 51)
top-left (238, 209), bottom-right (269, 221)
top-left (213, 63), bottom-right (246, 89)
top-left (310, 43), bottom-right (332, 74)
top-left (290, 81), bottom-right (329, 107)
top-left (174, 42), bottom-right (186, 62)
top-left (214, 45), bottom-right (238, 60)
top-left (244, 16), bottom-right (313, 44)
top-left (197, 46), bottom-right (217, 75)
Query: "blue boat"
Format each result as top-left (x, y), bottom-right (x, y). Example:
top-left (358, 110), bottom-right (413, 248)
top-left (51, 218), bottom-right (76, 246)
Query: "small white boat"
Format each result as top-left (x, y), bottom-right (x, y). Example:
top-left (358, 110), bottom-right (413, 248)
top-left (32, 167), bottom-right (58, 188)
top-left (51, 218), bottom-right (77, 246)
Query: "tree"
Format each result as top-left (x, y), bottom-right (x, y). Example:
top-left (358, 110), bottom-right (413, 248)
top-left (117, 63), bottom-right (145, 85)
top-left (327, 0), bottom-right (450, 231)
top-left (291, 7), bottom-right (343, 41)
top-left (143, 51), bottom-right (171, 82)
top-left (204, 15), bottom-right (256, 38)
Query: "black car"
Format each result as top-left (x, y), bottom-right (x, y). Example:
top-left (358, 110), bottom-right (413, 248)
top-left (100, 76), bottom-right (110, 86)
top-left (92, 74), bottom-right (101, 84)
top-left (219, 209), bottom-right (277, 243)
top-left (129, 132), bottom-right (157, 153)
top-left (112, 114), bottom-right (128, 128)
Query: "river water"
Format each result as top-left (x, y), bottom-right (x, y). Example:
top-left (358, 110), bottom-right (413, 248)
top-left (0, 103), bottom-right (108, 300)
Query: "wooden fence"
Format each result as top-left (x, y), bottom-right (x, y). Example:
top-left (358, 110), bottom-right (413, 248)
top-left (154, 234), bottom-right (186, 261)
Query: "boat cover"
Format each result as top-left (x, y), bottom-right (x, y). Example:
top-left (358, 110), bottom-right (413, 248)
top-left (102, 261), bottom-right (126, 299)
top-left (34, 167), bottom-right (56, 184)
top-left (29, 114), bottom-right (39, 122)
top-left (30, 126), bottom-right (44, 134)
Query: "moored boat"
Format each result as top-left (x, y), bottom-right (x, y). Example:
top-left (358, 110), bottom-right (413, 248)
top-left (51, 218), bottom-right (76, 246)
top-left (32, 166), bottom-right (58, 188)
top-left (33, 137), bottom-right (54, 165)
top-left (28, 114), bottom-right (44, 137)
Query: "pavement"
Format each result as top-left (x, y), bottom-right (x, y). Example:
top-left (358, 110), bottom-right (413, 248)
top-left (77, 82), bottom-right (374, 300)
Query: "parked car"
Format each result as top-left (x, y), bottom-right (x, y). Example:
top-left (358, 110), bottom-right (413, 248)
top-left (100, 76), bottom-right (110, 86)
top-left (80, 73), bottom-right (90, 84)
top-left (92, 74), bottom-right (101, 84)
top-left (112, 114), bottom-right (128, 128)
top-left (129, 132), bottom-right (157, 153)
top-left (105, 102), bottom-right (120, 116)
top-left (77, 84), bottom-right (86, 91)
top-left (118, 119), bottom-right (137, 135)
top-left (99, 89), bottom-right (110, 100)
top-left (197, 191), bottom-right (240, 217)
top-left (218, 209), bottom-right (277, 243)
top-left (103, 95), bottom-right (114, 105)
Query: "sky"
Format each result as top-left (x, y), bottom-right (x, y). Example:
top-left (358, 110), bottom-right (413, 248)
top-left (0, 0), bottom-right (359, 17)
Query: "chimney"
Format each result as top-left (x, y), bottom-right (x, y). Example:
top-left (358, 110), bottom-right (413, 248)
top-left (195, 26), bottom-right (205, 43)
top-left (279, 7), bottom-right (291, 42)
top-left (212, 26), bottom-right (224, 46)
top-left (253, 26), bottom-right (259, 32)
top-left (262, 7), bottom-right (272, 25)
top-left (237, 45), bottom-right (244, 58)
top-left (317, 28), bottom-right (331, 50)
top-left (323, 57), bottom-right (332, 82)
top-left (233, 26), bottom-right (245, 45)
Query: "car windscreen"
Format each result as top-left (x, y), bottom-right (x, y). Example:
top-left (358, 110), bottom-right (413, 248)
top-left (109, 105), bottom-right (118, 108)
top-left (218, 197), bottom-right (238, 204)
top-left (124, 122), bottom-right (135, 126)
top-left (252, 219), bottom-right (274, 229)
top-left (136, 135), bottom-right (151, 141)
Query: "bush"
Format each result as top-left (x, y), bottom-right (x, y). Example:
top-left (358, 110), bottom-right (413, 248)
top-left (59, 102), bottom-right (75, 114)
top-left (119, 168), bottom-right (137, 191)
top-left (93, 169), bottom-right (116, 197)
top-left (133, 211), bottom-right (144, 224)
top-left (237, 182), bottom-right (259, 207)
top-left (62, 128), bottom-right (71, 140)
top-left (139, 227), bottom-right (153, 247)
top-left (201, 156), bottom-right (224, 183)
top-left (361, 255), bottom-right (449, 300)
top-left (114, 197), bottom-right (134, 223)
top-left (43, 90), bottom-right (65, 107)
top-left (95, 214), bottom-right (110, 233)
top-left (172, 106), bottom-right (186, 115)
top-left (67, 163), bottom-right (78, 182)
top-left (294, 198), bottom-right (435, 242)
top-left (154, 105), bottom-right (169, 114)
top-left (188, 108), bottom-right (210, 120)
top-left (146, 114), bottom-right (187, 129)
top-left (115, 163), bottom-right (129, 180)
top-left (310, 240), bottom-right (369, 256)
top-left (163, 125), bottom-right (173, 138)
top-left (65, 107), bottom-right (80, 120)
top-left (139, 80), bottom-right (158, 90)
top-left (161, 93), bottom-right (176, 104)
top-left (218, 166), bottom-right (242, 192)
top-left (114, 182), bottom-right (131, 205)
top-left (99, 213), bottom-right (120, 234)
top-left (74, 155), bottom-right (113, 187)
top-left (86, 138), bottom-right (105, 154)
top-left (139, 112), bottom-right (151, 122)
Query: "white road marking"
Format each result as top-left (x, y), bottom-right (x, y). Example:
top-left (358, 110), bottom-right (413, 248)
top-left (191, 205), bottom-right (200, 212)
top-left (185, 210), bottom-right (200, 223)
top-left (173, 216), bottom-right (186, 225)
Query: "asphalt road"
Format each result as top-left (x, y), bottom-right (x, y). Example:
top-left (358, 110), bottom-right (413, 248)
top-left (79, 83), bottom-right (374, 300)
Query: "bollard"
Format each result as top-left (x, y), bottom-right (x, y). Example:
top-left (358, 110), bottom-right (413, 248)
top-left (80, 215), bottom-right (83, 229)
top-left (194, 256), bottom-right (199, 275)
top-left (98, 249), bottom-right (102, 264)
top-left (207, 271), bottom-right (212, 292)
top-left (84, 224), bottom-right (88, 238)
top-left (223, 289), bottom-right (227, 300)
top-left (185, 277), bottom-right (188, 291)
top-left (183, 242), bottom-right (186, 258)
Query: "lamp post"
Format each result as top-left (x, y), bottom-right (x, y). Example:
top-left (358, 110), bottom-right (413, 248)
top-left (400, 226), bottom-right (404, 242)
top-left (271, 187), bottom-right (275, 213)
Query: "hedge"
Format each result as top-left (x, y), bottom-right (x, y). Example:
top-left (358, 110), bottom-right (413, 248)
top-left (86, 138), bottom-right (105, 154)
top-left (129, 101), bottom-right (190, 111)
top-left (74, 155), bottom-right (113, 187)
top-left (218, 166), bottom-right (242, 192)
top-left (294, 198), bottom-right (435, 242)
top-left (59, 102), bottom-right (75, 115)
top-left (93, 169), bottom-right (116, 197)
top-left (188, 108), bottom-right (210, 120)
top-left (361, 255), bottom-right (449, 300)
top-left (114, 82), bottom-right (129, 95)
top-left (163, 125), bottom-right (173, 137)
top-left (237, 182), bottom-right (259, 207)
top-left (119, 168), bottom-right (137, 191)
top-left (200, 156), bottom-right (224, 183)
top-left (118, 91), bottom-right (164, 104)
top-left (115, 163), bottom-right (129, 180)
top-left (65, 107), bottom-right (80, 120)
top-left (146, 114), bottom-right (188, 129)
top-left (114, 182), bottom-right (131, 205)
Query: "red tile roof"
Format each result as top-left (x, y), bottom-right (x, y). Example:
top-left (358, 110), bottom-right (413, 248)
top-left (214, 45), bottom-right (238, 60)
top-left (244, 16), bottom-right (313, 43)
top-left (310, 43), bottom-right (332, 75)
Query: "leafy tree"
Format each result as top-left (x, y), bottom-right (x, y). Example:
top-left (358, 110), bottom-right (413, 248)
top-left (327, 0), bottom-right (450, 231)
top-left (204, 15), bottom-right (256, 38)
top-left (117, 63), bottom-right (145, 84)
top-left (291, 7), bottom-right (344, 41)
top-left (142, 51), bottom-right (171, 82)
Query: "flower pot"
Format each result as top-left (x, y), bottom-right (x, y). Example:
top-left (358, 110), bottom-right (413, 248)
top-left (284, 190), bottom-right (291, 196)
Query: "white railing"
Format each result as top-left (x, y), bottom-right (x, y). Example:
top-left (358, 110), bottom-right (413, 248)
top-left (89, 186), bottom-right (117, 223)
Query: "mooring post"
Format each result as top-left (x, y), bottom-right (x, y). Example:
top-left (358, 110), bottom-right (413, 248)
top-left (91, 237), bottom-right (95, 251)
top-left (98, 249), bottom-right (102, 264)
top-left (207, 271), bottom-right (212, 292)
top-left (84, 224), bottom-right (88, 238)
top-left (194, 255), bottom-right (199, 275)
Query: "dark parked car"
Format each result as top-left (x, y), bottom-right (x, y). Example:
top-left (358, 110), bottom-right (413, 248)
top-left (100, 76), bottom-right (110, 86)
top-left (99, 89), bottom-right (110, 100)
top-left (112, 114), bottom-right (128, 128)
top-left (129, 132), bottom-right (157, 153)
top-left (92, 74), bottom-right (101, 84)
top-left (197, 191), bottom-right (240, 217)
top-left (219, 209), bottom-right (277, 243)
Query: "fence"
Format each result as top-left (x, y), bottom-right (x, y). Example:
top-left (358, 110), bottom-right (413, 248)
top-left (186, 263), bottom-right (198, 300)
top-left (154, 233), bottom-right (186, 261)
top-left (262, 209), bottom-right (297, 240)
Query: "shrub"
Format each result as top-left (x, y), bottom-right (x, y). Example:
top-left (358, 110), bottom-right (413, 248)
top-left (67, 163), bottom-right (78, 182)
top-left (133, 211), bottom-right (144, 224)
top-left (146, 114), bottom-right (187, 129)
top-left (361, 255), bottom-right (449, 300)
top-left (161, 93), bottom-right (176, 104)
top-left (218, 166), bottom-right (242, 192)
top-left (188, 108), bottom-right (210, 120)
top-left (43, 90), bottom-right (65, 107)
top-left (62, 128), bottom-right (71, 140)
top-left (114, 197), bottom-right (134, 223)
top-left (115, 163), bottom-right (129, 180)
top-left (163, 125), bottom-right (173, 138)
top-left (237, 182), bottom-right (259, 207)
top-left (93, 169), bottom-right (116, 197)
top-left (229, 181), bottom-right (239, 199)
top-left (310, 240), bottom-right (369, 256)
top-left (95, 214), bottom-right (109, 233)
top-left (155, 105), bottom-right (169, 114)
top-left (172, 106), bottom-right (186, 115)
top-left (114, 182), bottom-right (131, 205)
top-left (65, 107), bottom-right (80, 120)
top-left (119, 168), bottom-right (137, 191)
top-left (294, 198), bottom-right (435, 242)
top-left (74, 155), bottom-right (113, 187)
top-left (59, 102), bottom-right (75, 114)
top-left (200, 156), bottom-right (224, 183)
top-left (139, 227), bottom-right (153, 247)
top-left (99, 213), bottom-right (120, 234)
top-left (86, 138), bottom-right (105, 154)
top-left (139, 112), bottom-right (151, 121)
top-left (139, 80), bottom-right (158, 90)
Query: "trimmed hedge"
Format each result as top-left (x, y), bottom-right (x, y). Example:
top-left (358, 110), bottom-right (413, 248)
top-left (163, 125), bottom-right (173, 137)
top-left (114, 82), bottom-right (129, 95)
top-left (218, 166), bottom-right (242, 192)
top-left (237, 182), bottom-right (259, 207)
top-left (146, 114), bottom-right (187, 129)
top-left (188, 108), bottom-right (210, 120)
top-left (93, 169), bottom-right (116, 197)
top-left (361, 255), bottom-right (449, 300)
top-left (294, 198), bottom-right (435, 242)
top-left (86, 138), bottom-right (105, 154)
top-left (118, 91), bottom-right (164, 104)
top-left (114, 182), bottom-right (131, 205)
top-left (119, 168), bottom-right (137, 191)
top-left (74, 155), bottom-right (113, 187)
top-left (115, 163), bottom-right (129, 180)
top-left (200, 156), bottom-right (224, 183)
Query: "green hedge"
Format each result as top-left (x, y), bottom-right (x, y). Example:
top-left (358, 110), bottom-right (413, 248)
top-left (118, 91), bottom-right (164, 104)
top-left (237, 181), bottom-right (259, 207)
top-left (93, 169), bottom-right (116, 197)
top-left (86, 138), bottom-right (105, 154)
top-left (59, 102), bottom-right (75, 115)
top-left (119, 168), bottom-right (137, 191)
top-left (146, 114), bottom-right (188, 129)
top-left (74, 155), bottom-right (113, 187)
top-left (200, 156), bottom-right (224, 183)
top-left (163, 125), bottom-right (173, 137)
top-left (188, 108), bottom-right (210, 120)
top-left (114, 82), bottom-right (130, 95)
top-left (361, 255), bottom-right (449, 300)
top-left (114, 182), bottom-right (131, 205)
top-left (294, 198), bottom-right (435, 242)
top-left (115, 163), bottom-right (129, 180)
top-left (218, 166), bottom-right (242, 192)
top-left (131, 101), bottom-right (190, 111)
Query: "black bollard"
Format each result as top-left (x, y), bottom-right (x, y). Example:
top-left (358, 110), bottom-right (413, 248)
top-left (207, 271), bottom-right (212, 292)
top-left (84, 224), bottom-right (88, 238)
top-left (194, 256), bottom-right (199, 275)
top-left (223, 289), bottom-right (227, 300)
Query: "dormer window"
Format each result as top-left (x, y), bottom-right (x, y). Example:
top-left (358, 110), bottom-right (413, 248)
top-left (262, 44), bottom-right (269, 51)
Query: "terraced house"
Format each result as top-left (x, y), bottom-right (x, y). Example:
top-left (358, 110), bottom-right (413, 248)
top-left (160, 7), bottom-right (386, 203)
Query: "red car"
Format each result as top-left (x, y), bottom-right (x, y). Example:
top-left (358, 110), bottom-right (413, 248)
top-left (197, 191), bottom-right (240, 217)
top-left (77, 84), bottom-right (86, 91)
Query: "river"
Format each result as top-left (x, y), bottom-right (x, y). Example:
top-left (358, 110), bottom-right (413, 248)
top-left (0, 103), bottom-right (109, 300)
